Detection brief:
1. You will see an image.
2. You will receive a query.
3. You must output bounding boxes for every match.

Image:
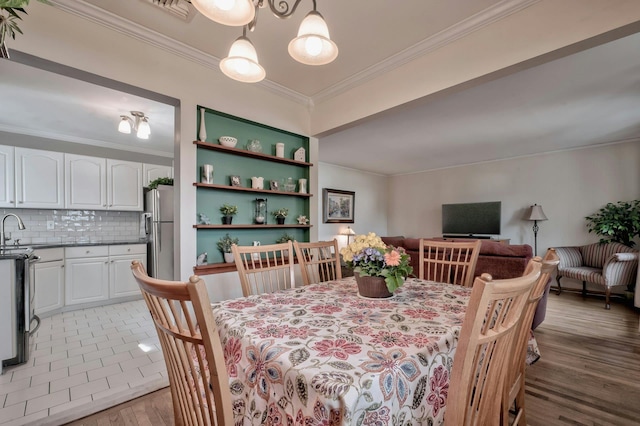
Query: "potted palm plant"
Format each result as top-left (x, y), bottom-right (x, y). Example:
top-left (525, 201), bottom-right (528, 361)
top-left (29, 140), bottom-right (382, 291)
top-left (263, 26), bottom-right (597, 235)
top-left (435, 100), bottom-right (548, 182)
top-left (0, 0), bottom-right (48, 58)
top-left (219, 203), bottom-right (238, 225)
top-left (217, 233), bottom-right (239, 263)
top-left (272, 208), bottom-right (289, 225)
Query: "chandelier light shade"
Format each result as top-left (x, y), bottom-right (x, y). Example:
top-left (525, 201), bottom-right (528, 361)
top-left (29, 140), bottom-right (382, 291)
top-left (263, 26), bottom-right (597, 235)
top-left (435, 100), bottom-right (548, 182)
top-left (118, 111), bottom-right (151, 139)
top-left (191, 0), bottom-right (255, 26)
top-left (220, 35), bottom-right (266, 83)
top-left (288, 11), bottom-right (338, 65)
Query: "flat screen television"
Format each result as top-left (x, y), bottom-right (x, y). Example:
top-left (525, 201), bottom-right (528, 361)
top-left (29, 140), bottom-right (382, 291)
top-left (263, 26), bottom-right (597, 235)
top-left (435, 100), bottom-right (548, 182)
top-left (442, 201), bottom-right (501, 237)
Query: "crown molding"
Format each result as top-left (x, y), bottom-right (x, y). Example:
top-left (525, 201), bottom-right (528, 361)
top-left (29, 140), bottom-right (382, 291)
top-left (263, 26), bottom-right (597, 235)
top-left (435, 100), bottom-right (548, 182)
top-left (0, 124), bottom-right (174, 158)
top-left (48, 0), bottom-right (537, 109)
top-left (311, 0), bottom-right (540, 104)
top-left (48, 0), bottom-right (311, 108)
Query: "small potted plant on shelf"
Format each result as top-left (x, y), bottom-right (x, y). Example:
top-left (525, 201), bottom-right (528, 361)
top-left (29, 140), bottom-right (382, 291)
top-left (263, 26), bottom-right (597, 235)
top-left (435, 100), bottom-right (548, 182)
top-left (217, 233), bottom-right (239, 263)
top-left (276, 232), bottom-right (295, 257)
top-left (272, 208), bottom-right (289, 225)
top-left (219, 203), bottom-right (238, 225)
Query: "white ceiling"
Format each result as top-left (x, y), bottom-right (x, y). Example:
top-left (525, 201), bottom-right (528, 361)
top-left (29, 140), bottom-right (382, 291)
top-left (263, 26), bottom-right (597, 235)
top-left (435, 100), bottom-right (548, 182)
top-left (1, 0), bottom-right (639, 173)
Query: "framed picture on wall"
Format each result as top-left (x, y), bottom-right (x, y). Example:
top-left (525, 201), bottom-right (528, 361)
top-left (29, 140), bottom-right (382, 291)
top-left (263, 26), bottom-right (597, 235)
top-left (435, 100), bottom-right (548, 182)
top-left (323, 188), bottom-right (355, 223)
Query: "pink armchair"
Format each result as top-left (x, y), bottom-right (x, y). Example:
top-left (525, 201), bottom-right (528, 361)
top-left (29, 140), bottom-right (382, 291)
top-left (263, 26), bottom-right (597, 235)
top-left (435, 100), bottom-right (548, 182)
top-left (554, 242), bottom-right (638, 309)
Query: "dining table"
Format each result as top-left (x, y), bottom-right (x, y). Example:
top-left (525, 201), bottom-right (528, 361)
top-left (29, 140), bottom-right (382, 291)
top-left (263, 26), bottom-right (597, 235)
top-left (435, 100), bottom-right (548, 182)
top-left (210, 276), bottom-right (540, 425)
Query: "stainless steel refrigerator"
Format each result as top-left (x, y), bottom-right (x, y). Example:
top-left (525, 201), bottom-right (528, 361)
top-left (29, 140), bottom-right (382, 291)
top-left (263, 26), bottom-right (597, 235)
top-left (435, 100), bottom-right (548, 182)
top-left (144, 186), bottom-right (174, 280)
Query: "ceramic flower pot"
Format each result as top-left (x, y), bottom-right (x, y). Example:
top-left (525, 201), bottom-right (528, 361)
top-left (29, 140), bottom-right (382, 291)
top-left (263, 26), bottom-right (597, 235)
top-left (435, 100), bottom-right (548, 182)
top-left (224, 252), bottom-right (234, 263)
top-left (354, 272), bottom-right (392, 298)
top-left (276, 216), bottom-right (285, 225)
top-left (222, 215), bottom-right (233, 225)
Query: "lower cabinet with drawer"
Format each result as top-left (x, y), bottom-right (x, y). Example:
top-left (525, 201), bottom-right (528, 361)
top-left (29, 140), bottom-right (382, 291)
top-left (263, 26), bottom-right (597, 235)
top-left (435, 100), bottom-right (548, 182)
top-left (65, 244), bottom-right (147, 306)
top-left (109, 244), bottom-right (147, 298)
top-left (34, 248), bottom-right (65, 315)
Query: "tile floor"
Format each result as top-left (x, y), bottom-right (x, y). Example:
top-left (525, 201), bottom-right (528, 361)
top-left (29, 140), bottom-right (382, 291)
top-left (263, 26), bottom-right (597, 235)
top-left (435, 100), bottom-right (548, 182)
top-left (0, 300), bottom-right (168, 426)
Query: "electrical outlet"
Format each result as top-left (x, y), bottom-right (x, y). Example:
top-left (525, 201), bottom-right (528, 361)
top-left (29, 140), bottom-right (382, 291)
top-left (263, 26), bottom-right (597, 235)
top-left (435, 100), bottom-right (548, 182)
top-left (46, 220), bottom-right (54, 230)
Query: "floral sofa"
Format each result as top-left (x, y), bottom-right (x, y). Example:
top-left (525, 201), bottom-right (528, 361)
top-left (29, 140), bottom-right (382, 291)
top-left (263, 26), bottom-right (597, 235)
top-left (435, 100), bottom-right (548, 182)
top-left (380, 236), bottom-right (550, 328)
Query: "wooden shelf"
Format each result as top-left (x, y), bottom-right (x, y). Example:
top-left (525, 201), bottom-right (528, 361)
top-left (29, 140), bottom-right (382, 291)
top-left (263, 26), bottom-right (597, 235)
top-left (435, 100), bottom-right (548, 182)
top-left (194, 224), bottom-right (312, 229)
top-left (193, 182), bottom-right (312, 198)
top-left (194, 255), bottom-right (300, 275)
top-left (193, 141), bottom-right (313, 167)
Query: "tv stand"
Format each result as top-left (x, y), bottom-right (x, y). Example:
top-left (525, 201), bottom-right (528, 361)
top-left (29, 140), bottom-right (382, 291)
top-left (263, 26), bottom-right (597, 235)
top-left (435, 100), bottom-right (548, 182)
top-left (442, 234), bottom-right (491, 240)
top-left (439, 236), bottom-right (511, 245)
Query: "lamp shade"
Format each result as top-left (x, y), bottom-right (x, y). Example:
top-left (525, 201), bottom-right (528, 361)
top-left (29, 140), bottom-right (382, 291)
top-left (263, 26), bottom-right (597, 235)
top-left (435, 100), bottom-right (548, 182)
top-left (527, 204), bottom-right (548, 221)
top-left (341, 226), bottom-right (356, 236)
top-left (288, 11), bottom-right (338, 65)
top-left (118, 116), bottom-right (131, 134)
top-left (191, 0), bottom-right (255, 26)
top-left (137, 117), bottom-right (151, 139)
top-left (220, 36), bottom-right (266, 83)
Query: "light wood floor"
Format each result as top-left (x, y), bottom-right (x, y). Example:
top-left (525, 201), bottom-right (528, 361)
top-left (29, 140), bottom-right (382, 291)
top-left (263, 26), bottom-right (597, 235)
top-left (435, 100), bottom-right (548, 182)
top-left (67, 292), bottom-right (640, 426)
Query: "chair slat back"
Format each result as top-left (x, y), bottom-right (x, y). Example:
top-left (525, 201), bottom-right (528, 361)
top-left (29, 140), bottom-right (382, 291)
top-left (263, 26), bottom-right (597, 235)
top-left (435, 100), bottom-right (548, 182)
top-left (293, 239), bottom-right (342, 285)
top-left (502, 249), bottom-right (559, 425)
top-left (232, 241), bottom-right (295, 296)
top-left (419, 239), bottom-right (481, 287)
top-left (445, 262), bottom-right (541, 426)
top-left (130, 260), bottom-right (232, 426)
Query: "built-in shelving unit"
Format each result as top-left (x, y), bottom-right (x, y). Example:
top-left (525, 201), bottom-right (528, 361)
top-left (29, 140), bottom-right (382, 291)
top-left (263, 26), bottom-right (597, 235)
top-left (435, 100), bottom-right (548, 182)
top-left (194, 106), bottom-right (311, 273)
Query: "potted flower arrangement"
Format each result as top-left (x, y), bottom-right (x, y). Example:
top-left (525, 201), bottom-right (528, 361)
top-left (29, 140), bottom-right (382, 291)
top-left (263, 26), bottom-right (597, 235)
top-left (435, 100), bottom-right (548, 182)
top-left (272, 208), bottom-right (289, 225)
top-left (340, 232), bottom-right (413, 298)
top-left (217, 233), bottom-right (239, 263)
top-left (219, 203), bottom-right (238, 225)
top-left (585, 200), bottom-right (640, 247)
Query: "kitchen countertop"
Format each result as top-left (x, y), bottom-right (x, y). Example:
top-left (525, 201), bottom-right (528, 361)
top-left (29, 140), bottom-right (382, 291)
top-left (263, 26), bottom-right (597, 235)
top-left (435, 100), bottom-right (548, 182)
top-left (0, 240), bottom-right (148, 259)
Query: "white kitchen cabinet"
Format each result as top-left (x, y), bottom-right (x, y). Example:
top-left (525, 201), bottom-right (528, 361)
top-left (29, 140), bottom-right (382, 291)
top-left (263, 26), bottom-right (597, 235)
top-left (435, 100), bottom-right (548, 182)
top-left (65, 154), bottom-right (107, 210)
top-left (65, 156), bottom-right (142, 211)
top-left (143, 164), bottom-right (173, 187)
top-left (0, 145), bottom-right (14, 208)
top-left (108, 159), bottom-right (143, 211)
top-left (15, 147), bottom-right (64, 209)
top-left (109, 244), bottom-right (146, 298)
top-left (34, 248), bottom-right (65, 316)
top-left (65, 246), bottom-right (109, 305)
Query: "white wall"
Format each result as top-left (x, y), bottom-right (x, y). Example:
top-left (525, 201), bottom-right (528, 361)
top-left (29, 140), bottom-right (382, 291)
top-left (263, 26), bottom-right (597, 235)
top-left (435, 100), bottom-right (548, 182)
top-left (14, 2), bottom-right (311, 282)
top-left (317, 162), bottom-right (388, 250)
top-left (388, 141), bottom-right (640, 251)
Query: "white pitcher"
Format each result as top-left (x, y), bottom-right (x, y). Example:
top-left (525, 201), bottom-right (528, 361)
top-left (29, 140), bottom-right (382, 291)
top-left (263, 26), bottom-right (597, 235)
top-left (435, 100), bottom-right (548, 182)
top-left (252, 241), bottom-right (261, 260)
top-left (251, 176), bottom-right (264, 189)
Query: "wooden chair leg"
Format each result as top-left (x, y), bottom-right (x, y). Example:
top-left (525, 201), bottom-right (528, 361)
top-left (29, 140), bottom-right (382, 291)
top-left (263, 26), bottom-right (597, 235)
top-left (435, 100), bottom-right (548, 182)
top-left (556, 275), bottom-right (562, 295)
top-left (582, 281), bottom-right (587, 298)
top-left (605, 287), bottom-right (611, 310)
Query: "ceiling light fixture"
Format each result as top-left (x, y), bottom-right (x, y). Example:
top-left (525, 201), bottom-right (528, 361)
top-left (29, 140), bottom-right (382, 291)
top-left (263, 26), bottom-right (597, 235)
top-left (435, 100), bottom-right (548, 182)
top-left (191, 0), bottom-right (338, 83)
top-left (118, 111), bottom-right (151, 140)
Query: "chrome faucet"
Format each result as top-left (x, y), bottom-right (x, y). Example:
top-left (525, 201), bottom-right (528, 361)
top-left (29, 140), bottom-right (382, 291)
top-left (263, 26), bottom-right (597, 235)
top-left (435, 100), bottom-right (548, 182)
top-left (1, 214), bottom-right (26, 247)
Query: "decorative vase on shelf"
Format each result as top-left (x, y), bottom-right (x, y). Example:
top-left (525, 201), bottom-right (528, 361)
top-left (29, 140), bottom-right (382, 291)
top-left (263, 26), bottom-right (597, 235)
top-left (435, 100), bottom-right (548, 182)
top-left (276, 216), bottom-right (285, 225)
top-left (222, 216), bottom-right (233, 225)
top-left (199, 108), bottom-right (207, 142)
top-left (223, 252), bottom-right (234, 263)
top-left (354, 272), bottom-right (392, 298)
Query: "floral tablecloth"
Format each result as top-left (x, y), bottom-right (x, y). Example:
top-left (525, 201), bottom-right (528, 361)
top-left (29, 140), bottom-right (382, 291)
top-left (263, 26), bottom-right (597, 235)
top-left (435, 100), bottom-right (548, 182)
top-left (211, 277), bottom-right (471, 425)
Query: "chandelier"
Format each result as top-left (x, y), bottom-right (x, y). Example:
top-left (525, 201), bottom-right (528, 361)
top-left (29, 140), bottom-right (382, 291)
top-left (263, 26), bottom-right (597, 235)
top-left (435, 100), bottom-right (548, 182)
top-left (191, 0), bottom-right (338, 83)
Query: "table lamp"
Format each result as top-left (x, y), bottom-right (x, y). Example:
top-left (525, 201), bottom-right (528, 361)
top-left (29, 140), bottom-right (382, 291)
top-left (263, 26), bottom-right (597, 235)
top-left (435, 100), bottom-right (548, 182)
top-left (526, 204), bottom-right (548, 256)
top-left (341, 226), bottom-right (356, 245)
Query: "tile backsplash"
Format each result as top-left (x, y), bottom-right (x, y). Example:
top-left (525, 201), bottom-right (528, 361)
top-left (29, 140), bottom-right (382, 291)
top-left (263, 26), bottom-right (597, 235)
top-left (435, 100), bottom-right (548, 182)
top-left (0, 208), bottom-right (143, 245)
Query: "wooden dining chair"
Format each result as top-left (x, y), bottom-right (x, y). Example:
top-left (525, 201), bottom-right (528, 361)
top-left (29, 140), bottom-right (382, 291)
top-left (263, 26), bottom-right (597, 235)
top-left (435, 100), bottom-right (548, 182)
top-left (419, 239), bottom-right (481, 287)
top-left (130, 260), bottom-right (233, 426)
top-left (232, 241), bottom-right (295, 296)
top-left (293, 239), bottom-right (342, 285)
top-left (445, 260), bottom-right (541, 426)
top-left (502, 248), bottom-right (560, 426)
